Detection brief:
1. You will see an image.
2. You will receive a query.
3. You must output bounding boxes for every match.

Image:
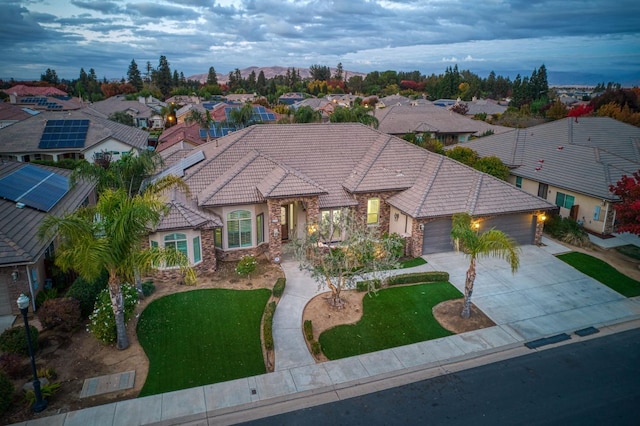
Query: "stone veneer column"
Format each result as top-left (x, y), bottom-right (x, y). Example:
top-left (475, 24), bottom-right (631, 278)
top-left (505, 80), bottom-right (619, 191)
top-left (197, 228), bottom-right (217, 273)
top-left (534, 214), bottom-right (545, 245)
top-left (267, 199), bottom-right (282, 262)
top-left (408, 219), bottom-right (426, 258)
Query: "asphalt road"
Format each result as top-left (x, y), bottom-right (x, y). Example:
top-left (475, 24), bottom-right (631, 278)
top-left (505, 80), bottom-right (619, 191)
top-left (241, 328), bottom-right (640, 426)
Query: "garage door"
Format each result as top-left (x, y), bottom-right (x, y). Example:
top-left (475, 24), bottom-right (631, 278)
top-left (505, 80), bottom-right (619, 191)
top-left (482, 213), bottom-right (536, 245)
top-left (0, 283), bottom-right (12, 316)
top-left (422, 218), bottom-right (453, 254)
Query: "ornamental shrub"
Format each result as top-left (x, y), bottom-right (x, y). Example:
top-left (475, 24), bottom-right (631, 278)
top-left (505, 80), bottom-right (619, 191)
top-left (263, 301), bottom-right (276, 351)
top-left (303, 320), bottom-right (314, 341)
top-left (356, 279), bottom-right (382, 292)
top-left (87, 284), bottom-right (139, 344)
top-left (37, 297), bottom-right (82, 332)
top-left (0, 353), bottom-right (24, 378)
top-left (35, 288), bottom-right (58, 309)
top-left (66, 270), bottom-right (109, 317)
top-left (310, 341), bottom-right (322, 356)
top-left (0, 326), bottom-right (39, 356)
top-left (386, 271), bottom-right (450, 286)
top-left (141, 281), bottom-right (156, 297)
top-left (272, 278), bottom-right (286, 298)
top-left (0, 371), bottom-right (14, 415)
top-left (236, 255), bottom-right (258, 280)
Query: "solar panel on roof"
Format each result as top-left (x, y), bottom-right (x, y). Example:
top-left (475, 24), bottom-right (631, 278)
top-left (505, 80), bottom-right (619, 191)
top-left (38, 119), bottom-right (90, 149)
top-left (0, 164), bottom-right (69, 212)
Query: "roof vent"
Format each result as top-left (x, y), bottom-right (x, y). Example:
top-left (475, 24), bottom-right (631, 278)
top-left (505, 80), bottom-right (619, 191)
top-left (16, 202), bottom-right (25, 209)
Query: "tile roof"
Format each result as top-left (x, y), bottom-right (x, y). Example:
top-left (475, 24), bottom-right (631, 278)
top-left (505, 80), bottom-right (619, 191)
top-left (156, 122), bottom-right (204, 152)
top-left (376, 104), bottom-right (511, 136)
top-left (0, 109), bottom-right (149, 155)
top-left (154, 200), bottom-right (222, 231)
top-left (173, 123), bottom-right (554, 217)
top-left (0, 161), bottom-right (94, 265)
top-left (466, 99), bottom-right (507, 116)
top-left (87, 96), bottom-right (155, 118)
top-left (0, 103), bottom-right (31, 123)
top-left (2, 85), bottom-right (68, 97)
top-left (461, 117), bottom-right (640, 200)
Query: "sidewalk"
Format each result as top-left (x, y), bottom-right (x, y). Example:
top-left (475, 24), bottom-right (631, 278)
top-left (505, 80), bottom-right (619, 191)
top-left (12, 241), bottom-right (640, 425)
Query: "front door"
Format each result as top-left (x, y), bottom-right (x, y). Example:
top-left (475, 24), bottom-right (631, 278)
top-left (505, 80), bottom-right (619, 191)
top-left (281, 206), bottom-right (289, 241)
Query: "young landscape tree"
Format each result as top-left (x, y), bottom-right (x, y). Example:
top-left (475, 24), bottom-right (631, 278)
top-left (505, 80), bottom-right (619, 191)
top-left (450, 212), bottom-right (520, 318)
top-left (39, 189), bottom-right (196, 349)
top-left (291, 210), bottom-right (403, 308)
top-left (609, 171), bottom-right (640, 235)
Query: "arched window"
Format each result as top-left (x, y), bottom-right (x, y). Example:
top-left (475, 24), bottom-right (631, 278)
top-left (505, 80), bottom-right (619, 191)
top-left (164, 233), bottom-right (188, 266)
top-left (227, 210), bottom-right (252, 248)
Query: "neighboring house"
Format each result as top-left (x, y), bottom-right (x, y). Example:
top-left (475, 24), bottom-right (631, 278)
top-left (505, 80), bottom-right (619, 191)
top-left (466, 98), bottom-right (508, 117)
top-left (0, 160), bottom-right (95, 316)
top-left (1, 85), bottom-right (68, 98)
top-left (290, 98), bottom-right (335, 121)
top-left (377, 94), bottom-right (412, 108)
top-left (87, 95), bottom-right (158, 129)
top-left (459, 117), bottom-right (640, 236)
top-left (0, 109), bottom-right (151, 163)
top-left (376, 104), bottom-right (511, 144)
top-left (225, 93), bottom-right (259, 103)
top-left (156, 121), bottom-right (204, 153)
top-left (198, 104), bottom-right (278, 138)
top-left (279, 93), bottom-right (306, 105)
top-left (0, 103), bottom-right (32, 128)
top-left (147, 123), bottom-right (554, 275)
top-left (165, 95), bottom-right (201, 105)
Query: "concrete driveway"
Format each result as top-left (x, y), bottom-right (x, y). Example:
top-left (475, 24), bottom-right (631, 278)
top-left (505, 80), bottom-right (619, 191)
top-left (423, 238), bottom-right (640, 340)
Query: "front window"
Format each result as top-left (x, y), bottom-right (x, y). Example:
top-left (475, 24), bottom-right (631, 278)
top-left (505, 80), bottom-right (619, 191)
top-left (555, 192), bottom-right (575, 209)
top-left (256, 213), bottom-right (264, 244)
top-left (321, 209), bottom-right (344, 242)
top-left (193, 236), bottom-right (201, 263)
top-left (367, 198), bottom-right (380, 225)
top-left (515, 176), bottom-right (522, 188)
top-left (227, 210), bottom-right (252, 248)
top-left (538, 183), bottom-right (548, 199)
top-left (164, 233), bottom-right (188, 266)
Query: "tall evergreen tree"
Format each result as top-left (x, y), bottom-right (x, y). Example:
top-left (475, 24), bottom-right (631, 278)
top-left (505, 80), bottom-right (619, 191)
top-left (154, 55), bottom-right (173, 98)
top-left (127, 59), bottom-right (143, 91)
top-left (256, 70), bottom-right (266, 95)
top-left (206, 66), bottom-right (218, 85)
top-left (334, 62), bottom-right (344, 81)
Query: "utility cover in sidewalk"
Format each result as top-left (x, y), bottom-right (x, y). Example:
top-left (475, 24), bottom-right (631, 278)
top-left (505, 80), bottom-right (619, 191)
top-left (80, 370), bottom-right (135, 398)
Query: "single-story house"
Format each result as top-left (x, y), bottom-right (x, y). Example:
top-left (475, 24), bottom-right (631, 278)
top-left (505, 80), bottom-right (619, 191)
top-left (0, 161), bottom-right (95, 316)
top-left (147, 123), bottom-right (554, 274)
top-left (0, 103), bottom-right (32, 129)
top-left (0, 109), bottom-right (151, 163)
top-left (156, 121), bottom-right (204, 153)
top-left (376, 103), bottom-right (512, 144)
top-left (459, 117), bottom-right (640, 236)
top-left (87, 95), bottom-right (161, 129)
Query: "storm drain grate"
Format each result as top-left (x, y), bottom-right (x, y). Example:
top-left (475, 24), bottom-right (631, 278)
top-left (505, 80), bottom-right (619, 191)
top-left (525, 333), bottom-right (571, 349)
top-left (575, 326), bottom-right (599, 337)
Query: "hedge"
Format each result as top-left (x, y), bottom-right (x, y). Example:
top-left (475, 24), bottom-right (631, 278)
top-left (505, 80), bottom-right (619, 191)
top-left (386, 271), bottom-right (450, 286)
top-left (263, 301), bottom-right (277, 351)
top-left (355, 279), bottom-right (382, 292)
top-left (272, 278), bottom-right (286, 298)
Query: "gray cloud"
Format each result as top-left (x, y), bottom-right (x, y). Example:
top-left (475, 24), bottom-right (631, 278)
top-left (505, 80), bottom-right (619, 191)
top-left (0, 0), bottom-right (638, 85)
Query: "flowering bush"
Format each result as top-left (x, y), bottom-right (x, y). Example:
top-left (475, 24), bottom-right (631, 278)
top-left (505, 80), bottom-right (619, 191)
top-left (87, 283), bottom-right (139, 344)
top-left (236, 255), bottom-right (257, 281)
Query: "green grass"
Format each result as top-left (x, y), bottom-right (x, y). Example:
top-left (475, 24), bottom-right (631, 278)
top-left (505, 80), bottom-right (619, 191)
top-left (615, 244), bottom-right (640, 261)
top-left (137, 288), bottom-right (271, 396)
top-left (399, 257), bottom-right (428, 268)
top-left (319, 282), bottom-right (462, 360)
top-left (557, 252), bottom-right (640, 297)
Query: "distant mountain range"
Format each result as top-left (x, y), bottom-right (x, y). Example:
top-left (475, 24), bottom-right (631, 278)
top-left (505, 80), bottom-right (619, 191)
top-left (188, 66), bottom-right (367, 84)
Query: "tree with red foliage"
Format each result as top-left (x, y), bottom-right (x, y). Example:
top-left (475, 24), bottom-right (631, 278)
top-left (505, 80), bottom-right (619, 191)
top-left (609, 171), bottom-right (640, 235)
top-left (567, 104), bottom-right (594, 118)
top-left (400, 80), bottom-right (425, 92)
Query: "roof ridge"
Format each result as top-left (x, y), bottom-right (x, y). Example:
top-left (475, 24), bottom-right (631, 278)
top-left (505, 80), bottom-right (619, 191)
top-left (255, 150), bottom-right (326, 191)
top-left (344, 133), bottom-right (392, 192)
top-left (466, 173), bottom-right (483, 214)
top-left (412, 154), bottom-right (443, 217)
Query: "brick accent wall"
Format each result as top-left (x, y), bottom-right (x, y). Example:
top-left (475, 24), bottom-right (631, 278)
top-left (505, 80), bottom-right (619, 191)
top-left (352, 191), bottom-right (400, 232)
top-left (407, 218), bottom-right (431, 258)
top-left (1, 266), bottom-right (33, 315)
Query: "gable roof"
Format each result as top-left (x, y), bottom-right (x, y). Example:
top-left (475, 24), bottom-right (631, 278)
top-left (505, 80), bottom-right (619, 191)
top-left (461, 117), bottom-right (640, 200)
top-left (2, 85), bottom-right (68, 97)
top-left (0, 103), bottom-right (31, 124)
top-left (0, 109), bottom-right (149, 155)
top-left (0, 161), bottom-right (94, 265)
top-left (87, 95), bottom-right (155, 118)
top-left (154, 200), bottom-right (222, 231)
top-left (376, 104), bottom-right (511, 136)
top-left (174, 123), bottom-right (554, 217)
top-left (156, 122), bottom-right (204, 152)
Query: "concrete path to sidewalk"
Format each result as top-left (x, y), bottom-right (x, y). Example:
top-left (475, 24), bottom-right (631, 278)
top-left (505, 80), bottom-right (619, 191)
top-left (13, 239), bottom-right (640, 426)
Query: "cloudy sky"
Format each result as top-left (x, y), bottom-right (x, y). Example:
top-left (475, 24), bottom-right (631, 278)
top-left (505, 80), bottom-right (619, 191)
top-left (3, 0), bottom-right (639, 85)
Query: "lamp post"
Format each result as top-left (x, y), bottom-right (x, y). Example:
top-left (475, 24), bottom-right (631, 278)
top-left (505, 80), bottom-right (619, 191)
top-left (16, 294), bottom-right (47, 413)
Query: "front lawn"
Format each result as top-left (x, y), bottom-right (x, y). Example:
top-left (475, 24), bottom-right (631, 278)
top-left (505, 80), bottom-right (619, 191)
top-left (557, 252), bottom-right (640, 297)
top-left (319, 282), bottom-right (462, 360)
top-left (137, 288), bottom-right (271, 396)
top-left (399, 257), bottom-right (428, 268)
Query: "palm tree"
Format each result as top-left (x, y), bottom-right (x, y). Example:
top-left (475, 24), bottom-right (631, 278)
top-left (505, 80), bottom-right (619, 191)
top-left (39, 188), bottom-right (196, 350)
top-left (329, 105), bottom-right (379, 128)
top-left (450, 212), bottom-right (520, 318)
top-left (227, 102), bottom-right (255, 129)
top-left (185, 108), bottom-right (214, 143)
top-left (293, 105), bottom-right (322, 123)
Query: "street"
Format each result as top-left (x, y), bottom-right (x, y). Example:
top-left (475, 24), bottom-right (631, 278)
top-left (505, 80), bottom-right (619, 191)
top-left (241, 328), bottom-right (640, 425)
